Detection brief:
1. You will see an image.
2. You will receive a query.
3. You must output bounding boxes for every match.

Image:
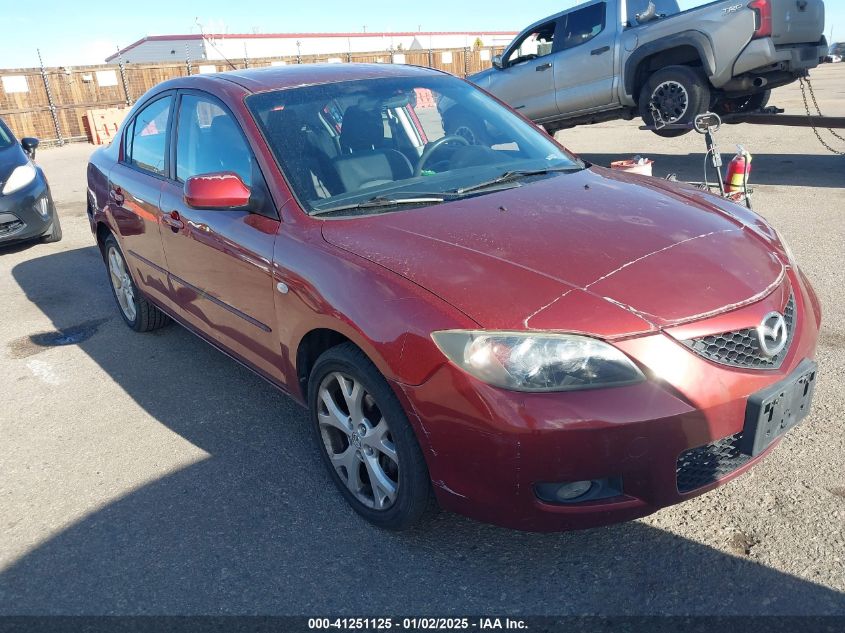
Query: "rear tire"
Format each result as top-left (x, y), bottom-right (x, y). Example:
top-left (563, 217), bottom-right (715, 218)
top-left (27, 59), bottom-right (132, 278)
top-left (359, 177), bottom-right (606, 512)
top-left (639, 66), bottom-right (711, 138)
top-left (41, 212), bottom-right (62, 243)
top-left (308, 343), bottom-right (432, 531)
top-left (102, 234), bottom-right (169, 333)
top-left (715, 90), bottom-right (771, 115)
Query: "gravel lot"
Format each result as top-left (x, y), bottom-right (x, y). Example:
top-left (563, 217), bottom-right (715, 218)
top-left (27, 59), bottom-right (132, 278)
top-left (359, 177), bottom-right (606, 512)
top-left (0, 64), bottom-right (843, 616)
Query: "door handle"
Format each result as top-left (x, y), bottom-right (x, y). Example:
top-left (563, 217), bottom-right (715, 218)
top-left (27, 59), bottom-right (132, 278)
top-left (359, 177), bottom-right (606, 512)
top-left (535, 62), bottom-right (552, 71)
top-left (162, 211), bottom-right (184, 230)
top-left (591, 46), bottom-right (610, 56)
top-left (186, 219), bottom-right (211, 233)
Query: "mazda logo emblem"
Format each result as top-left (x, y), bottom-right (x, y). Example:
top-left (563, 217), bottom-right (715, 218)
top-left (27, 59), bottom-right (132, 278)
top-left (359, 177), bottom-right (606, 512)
top-left (796, 0), bottom-right (807, 9)
top-left (757, 312), bottom-right (788, 357)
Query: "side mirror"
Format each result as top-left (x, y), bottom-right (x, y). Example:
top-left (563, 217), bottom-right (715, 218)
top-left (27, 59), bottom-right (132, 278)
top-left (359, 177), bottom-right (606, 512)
top-left (184, 172), bottom-right (251, 209)
top-left (21, 137), bottom-right (39, 159)
top-left (492, 55), bottom-right (504, 70)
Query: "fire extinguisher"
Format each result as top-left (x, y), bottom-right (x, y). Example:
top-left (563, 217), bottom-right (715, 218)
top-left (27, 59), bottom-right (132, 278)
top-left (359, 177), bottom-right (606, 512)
top-left (725, 146), bottom-right (752, 193)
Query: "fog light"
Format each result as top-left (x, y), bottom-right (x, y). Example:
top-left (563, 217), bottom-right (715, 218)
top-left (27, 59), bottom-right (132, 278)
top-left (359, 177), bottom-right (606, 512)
top-left (534, 477), bottom-right (623, 505)
top-left (554, 481), bottom-right (593, 501)
top-left (34, 196), bottom-right (49, 219)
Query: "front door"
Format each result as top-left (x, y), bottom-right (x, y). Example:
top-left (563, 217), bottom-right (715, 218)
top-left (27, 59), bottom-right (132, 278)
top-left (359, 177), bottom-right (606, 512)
top-left (487, 19), bottom-right (562, 122)
top-left (158, 91), bottom-right (284, 382)
top-left (108, 94), bottom-right (174, 310)
top-left (552, 1), bottom-right (616, 113)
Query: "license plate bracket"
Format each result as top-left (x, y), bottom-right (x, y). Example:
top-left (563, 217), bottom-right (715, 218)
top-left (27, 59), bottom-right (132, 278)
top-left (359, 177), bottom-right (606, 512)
top-left (740, 359), bottom-right (818, 457)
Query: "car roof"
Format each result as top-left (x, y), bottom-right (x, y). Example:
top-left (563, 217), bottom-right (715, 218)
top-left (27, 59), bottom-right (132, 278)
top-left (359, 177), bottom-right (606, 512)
top-left (174, 63), bottom-right (447, 95)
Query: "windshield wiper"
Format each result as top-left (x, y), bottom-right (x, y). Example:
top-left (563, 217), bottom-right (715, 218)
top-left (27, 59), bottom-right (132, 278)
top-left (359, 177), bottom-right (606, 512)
top-left (454, 166), bottom-right (581, 195)
top-left (311, 195), bottom-right (445, 216)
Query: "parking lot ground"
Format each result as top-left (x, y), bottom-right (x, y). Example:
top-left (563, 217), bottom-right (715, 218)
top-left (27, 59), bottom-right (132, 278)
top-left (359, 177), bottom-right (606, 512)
top-left (0, 65), bottom-right (843, 616)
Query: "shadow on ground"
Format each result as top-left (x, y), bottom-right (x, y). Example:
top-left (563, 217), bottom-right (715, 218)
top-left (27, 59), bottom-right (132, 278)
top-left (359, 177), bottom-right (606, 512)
top-left (2, 247), bottom-right (844, 615)
top-left (582, 153), bottom-right (845, 189)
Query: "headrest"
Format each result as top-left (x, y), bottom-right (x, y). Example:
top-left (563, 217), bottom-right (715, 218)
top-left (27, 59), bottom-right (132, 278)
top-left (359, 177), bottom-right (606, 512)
top-left (340, 106), bottom-right (384, 152)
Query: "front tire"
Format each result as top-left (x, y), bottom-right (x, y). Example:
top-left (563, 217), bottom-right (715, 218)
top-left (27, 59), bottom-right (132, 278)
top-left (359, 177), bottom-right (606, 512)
top-left (639, 66), bottom-right (711, 138)
top-left (102, 234), bottom-right (169, 332)
top-left (41, 212), bottom-right (62, 243)
top-left (308, 343), bottom-right (432, 530)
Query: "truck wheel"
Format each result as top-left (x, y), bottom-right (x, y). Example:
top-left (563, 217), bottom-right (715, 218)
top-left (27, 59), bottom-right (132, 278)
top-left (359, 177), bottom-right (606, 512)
top-left (715, 90), bottom-right (771, 115)
top-left (639, 66), bottom-right (711, 138)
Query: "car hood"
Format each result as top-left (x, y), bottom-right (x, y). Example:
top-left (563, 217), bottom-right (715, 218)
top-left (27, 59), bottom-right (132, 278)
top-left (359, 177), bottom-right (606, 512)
top-left (321, 167), bottom-right (786, 337)
top-left (466, 68), bottom-right (493, 89)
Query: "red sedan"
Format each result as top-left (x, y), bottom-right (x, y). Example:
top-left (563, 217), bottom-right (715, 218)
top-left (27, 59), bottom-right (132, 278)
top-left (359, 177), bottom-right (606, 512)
top-left (86, 64), bottom-right (821, 532)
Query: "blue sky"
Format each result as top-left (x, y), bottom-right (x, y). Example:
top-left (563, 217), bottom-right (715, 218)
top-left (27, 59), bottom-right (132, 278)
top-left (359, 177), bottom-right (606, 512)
top-left (2, 0), bottom-right (842, 69)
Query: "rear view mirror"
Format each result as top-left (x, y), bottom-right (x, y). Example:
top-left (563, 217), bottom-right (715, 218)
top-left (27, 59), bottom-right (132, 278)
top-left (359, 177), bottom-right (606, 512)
top-left (184, 172), bottom-right (251, 209)
top-left (21, 137), bottom-right (39, 159)
top-left (492, 55), bottom-right (504, 70)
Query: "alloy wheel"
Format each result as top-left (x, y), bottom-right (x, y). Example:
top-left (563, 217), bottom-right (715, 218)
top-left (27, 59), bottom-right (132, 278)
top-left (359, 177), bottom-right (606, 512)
top-left (651, 80), bottom-right (690, 123)
top-left (317, 371), bottom-right (400, 510)
top-left (108, 246), bottom-right (137, 322)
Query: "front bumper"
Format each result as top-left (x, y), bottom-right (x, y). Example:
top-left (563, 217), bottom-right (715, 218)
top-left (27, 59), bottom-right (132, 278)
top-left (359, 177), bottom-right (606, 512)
top-left (0, 171), bottom-right (56, 245)
top-left (397, 271), bottom-right (821, 532)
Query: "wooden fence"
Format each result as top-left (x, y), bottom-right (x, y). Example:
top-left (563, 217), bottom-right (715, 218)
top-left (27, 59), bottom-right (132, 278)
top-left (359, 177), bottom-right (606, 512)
top-left (0, 47), bottom-right (504, 145)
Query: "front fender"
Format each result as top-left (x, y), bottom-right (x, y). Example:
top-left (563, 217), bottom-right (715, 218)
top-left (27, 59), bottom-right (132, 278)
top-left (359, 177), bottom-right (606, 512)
top-left (623, 30), bottom-right (716, 99)
top-left (272, 218), bottom-right (477, 402)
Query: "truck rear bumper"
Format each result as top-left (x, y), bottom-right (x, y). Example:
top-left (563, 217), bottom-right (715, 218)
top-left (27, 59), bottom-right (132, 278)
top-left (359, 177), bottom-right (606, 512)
top-left (731, 38), bottom-right (827, 79)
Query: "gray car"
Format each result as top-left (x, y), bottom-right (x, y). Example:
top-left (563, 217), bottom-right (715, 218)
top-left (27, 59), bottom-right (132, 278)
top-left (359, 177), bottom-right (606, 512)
top-left (459, 0), bottom-right (827, 137)
top-left (0, 118), bottom-right (61, 246)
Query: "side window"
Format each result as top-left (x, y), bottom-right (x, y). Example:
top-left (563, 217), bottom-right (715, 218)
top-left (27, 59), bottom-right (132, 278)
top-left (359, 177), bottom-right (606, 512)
top-left (125, 96), bottom-right (172, 176)
top-left (506, 21), bottom-right (557, 67)
top-left (174, 94), bottom-right (253, 186)
top-left (559, 3), bottom-right (606, 50)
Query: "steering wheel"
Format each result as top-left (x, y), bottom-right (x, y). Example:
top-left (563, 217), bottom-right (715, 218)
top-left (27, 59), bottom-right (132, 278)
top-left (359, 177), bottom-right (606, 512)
top-left (415, 135), bottom-right (470, 177)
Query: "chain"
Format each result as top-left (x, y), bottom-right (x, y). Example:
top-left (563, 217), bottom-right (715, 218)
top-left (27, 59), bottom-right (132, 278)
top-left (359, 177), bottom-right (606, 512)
top-left (804, 77), bottom-right (845, 142)
top-left (798, 77), bottom-right (845, 155)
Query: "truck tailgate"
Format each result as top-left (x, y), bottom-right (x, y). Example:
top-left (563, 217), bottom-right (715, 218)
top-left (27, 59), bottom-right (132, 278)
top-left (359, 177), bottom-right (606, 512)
top-left (769, 0), bottom-right (825, 45)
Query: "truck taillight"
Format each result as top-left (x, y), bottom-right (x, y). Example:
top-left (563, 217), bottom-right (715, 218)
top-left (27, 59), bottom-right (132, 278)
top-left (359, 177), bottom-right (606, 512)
top-left (749, 0), bottom-right (773, 39)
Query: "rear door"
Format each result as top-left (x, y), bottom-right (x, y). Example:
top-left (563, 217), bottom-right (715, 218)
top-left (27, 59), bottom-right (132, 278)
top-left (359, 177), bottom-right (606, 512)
top-left (552, 1), bottom-right (616, 114)
top-left (158, 90), bottom-right (284, 382)
top-left (768, 0), bottom-right (825, 44)
top-left (107, 94), bottom-right (174, 310)
top-left (486, 19), bottom-right (562, 121)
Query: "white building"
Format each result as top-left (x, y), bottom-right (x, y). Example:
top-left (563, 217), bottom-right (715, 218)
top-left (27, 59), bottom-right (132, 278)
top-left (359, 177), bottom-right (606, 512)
top-left (106, 31), bottom-right (517, 64)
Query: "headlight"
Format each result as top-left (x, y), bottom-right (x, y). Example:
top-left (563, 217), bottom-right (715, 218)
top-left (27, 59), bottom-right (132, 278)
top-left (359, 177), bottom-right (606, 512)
top-left (2, 162), bottom-right (37, 195)
top-left (431, 330), bottom-right (645, 393)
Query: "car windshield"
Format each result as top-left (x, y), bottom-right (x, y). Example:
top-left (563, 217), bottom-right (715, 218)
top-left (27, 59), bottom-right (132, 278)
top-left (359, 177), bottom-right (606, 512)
top-left (0, 120), bottom-right (14, 150)
top-left (246, 74), bottom-right (583, 215)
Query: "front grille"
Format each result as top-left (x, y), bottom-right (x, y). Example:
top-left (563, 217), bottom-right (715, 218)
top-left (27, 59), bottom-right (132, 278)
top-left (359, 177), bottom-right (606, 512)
top-left (676, 433), bottom-right (753, 493)
top-left (0, 218), bottom-right (24, 237)
top-left (683, 294), bottom-right (795, 370)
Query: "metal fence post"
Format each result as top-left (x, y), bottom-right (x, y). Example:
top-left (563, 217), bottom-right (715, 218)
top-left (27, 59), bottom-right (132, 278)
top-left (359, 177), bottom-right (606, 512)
top-left (185, 43), bottom-right (193, 76)
top-left (428, 49), bottom-right (434, 69)
top-left (463, 47), bottom-right (470, 77)
top-left (116, 49), bottom-right (132, 106)
top-left (37, 49), bottom-right (63, 146)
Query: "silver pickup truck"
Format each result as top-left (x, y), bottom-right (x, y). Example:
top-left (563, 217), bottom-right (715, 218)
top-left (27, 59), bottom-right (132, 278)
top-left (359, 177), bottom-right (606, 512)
top-left (459, 0), bottom-right (827, 136)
